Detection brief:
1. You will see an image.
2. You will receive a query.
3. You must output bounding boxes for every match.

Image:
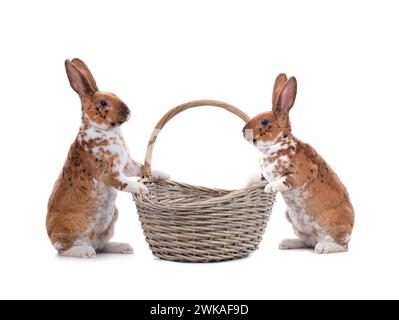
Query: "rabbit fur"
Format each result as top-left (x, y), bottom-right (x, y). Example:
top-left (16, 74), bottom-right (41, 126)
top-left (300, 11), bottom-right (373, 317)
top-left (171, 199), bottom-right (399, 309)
top-left (46, 58), bottom-right (168, 258)
top-left (243, 74), bottom-right (354, 254)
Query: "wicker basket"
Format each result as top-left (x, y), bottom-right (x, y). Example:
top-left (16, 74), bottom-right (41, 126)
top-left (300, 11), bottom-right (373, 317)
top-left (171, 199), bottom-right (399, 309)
top-left (133, 100), bottom-right (276, 262)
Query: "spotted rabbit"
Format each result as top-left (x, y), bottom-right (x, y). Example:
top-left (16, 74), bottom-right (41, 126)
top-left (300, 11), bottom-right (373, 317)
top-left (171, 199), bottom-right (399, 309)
top-left (46, 58), bottom-right (168, 258)
top-left (243, 74), bottom-right (354, 254)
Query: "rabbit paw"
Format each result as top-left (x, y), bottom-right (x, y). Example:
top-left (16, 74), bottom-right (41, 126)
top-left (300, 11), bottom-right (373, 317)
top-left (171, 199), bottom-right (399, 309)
top-left (279, 239), bottom-right (310, 250)
top-left (264, 178), bottom-right (288, 193)
top-left (152, 170), bottom-right (170, 180)
top-left (59, 246), bottom-right (96, 258)
top-left (314, 242), bottom-right (348, 254)
top-left (246, 172), bottom-right (263, 187)
top-left (127, 181), bottom-right (149, 195)
top-left (101, 242), bottom-right (133, 254)
top-left (264, 182), bottom-right (280, 193)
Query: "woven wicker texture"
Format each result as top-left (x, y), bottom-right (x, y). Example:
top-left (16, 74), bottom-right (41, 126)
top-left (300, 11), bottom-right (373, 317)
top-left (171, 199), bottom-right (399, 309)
top-left (133, 100), bottom-right (276, 262)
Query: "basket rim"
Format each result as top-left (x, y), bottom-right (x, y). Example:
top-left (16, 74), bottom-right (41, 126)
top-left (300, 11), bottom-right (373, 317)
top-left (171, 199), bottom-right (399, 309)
top-left (133, 178), bottom-right (273, 209)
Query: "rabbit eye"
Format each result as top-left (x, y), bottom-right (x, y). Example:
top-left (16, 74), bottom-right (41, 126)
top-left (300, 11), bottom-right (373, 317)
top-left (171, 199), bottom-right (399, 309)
top-left (100, 100), bottom-right (108, 107)
top-left (261, 119), bottom-right (269, 126)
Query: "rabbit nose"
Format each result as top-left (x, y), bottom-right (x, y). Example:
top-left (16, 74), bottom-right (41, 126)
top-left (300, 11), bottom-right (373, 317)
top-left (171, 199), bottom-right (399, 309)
top-left (243, 126), bottom-right (254, 142)
top-left (120, 102), bottom-right (130, 118)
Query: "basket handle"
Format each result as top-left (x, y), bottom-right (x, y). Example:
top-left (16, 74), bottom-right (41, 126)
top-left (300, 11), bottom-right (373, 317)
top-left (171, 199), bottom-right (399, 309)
top-left (142, 99), bottom-right (251, 178)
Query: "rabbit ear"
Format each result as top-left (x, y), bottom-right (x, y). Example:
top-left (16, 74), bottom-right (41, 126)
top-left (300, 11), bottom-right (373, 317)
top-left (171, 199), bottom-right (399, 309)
top-left (71, 58), bottom-right (99, 91)
top-left (272, 73), bottom-right (288, 108)
top-left (65, 59), bottom-right (96, 97)
top-left (274, 77), bottom-right (297, 115)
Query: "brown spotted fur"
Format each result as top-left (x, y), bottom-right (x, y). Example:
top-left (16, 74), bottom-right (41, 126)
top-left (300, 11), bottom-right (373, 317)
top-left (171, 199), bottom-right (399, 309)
top-left (46, 58), bottom-right (144, 255)
top-left (243, 74), bottom-right (354, 251)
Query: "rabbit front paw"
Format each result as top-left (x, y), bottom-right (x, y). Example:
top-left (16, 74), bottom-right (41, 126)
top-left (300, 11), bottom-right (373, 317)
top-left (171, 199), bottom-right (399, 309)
top-left (264, 178), bottom-right (289, 193)
top-left (264, 182), bottom-right (279, 193)
top-left (152, 170), bottom-right (170, 180)
top-left (246, 172), bottom-right (264, 187)
top-left (127, 181), bottom-right (149, 195)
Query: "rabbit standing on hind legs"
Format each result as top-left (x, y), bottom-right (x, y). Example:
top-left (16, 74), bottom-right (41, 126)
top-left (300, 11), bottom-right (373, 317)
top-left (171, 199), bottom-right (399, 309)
top-left (243, 74), bottom-right (354, 254)
top-left (46, 58), bottom-right (169, 258)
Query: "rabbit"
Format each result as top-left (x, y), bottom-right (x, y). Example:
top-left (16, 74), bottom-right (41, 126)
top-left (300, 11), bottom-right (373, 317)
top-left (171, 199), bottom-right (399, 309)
top-left (243, 73), bottom-right (354, 254)
top-left (46, 58), bottom-right (169, 258)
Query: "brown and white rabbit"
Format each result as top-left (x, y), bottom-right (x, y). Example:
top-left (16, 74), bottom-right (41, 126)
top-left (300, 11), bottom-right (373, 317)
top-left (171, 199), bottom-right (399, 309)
top-left (243, 74), bottom-right (354, 254)
top-left (46, 58), bottom-right (168, 258)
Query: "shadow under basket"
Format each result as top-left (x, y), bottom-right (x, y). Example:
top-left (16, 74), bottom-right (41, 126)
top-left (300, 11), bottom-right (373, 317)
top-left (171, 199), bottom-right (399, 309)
top-left (133, 100), bottom-right (276, 262)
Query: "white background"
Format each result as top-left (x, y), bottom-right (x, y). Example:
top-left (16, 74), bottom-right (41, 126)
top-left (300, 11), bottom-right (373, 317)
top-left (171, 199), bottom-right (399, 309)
top-left (0, 0), bottom-right (398, 300)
